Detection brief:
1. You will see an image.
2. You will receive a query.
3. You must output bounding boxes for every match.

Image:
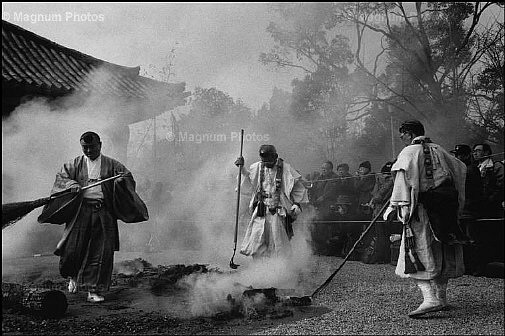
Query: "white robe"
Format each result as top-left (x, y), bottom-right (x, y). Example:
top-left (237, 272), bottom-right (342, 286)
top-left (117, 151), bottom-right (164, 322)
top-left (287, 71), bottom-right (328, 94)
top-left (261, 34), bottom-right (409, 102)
top-left (390, 136), bottom-right (466, 280)
top-left (239, 161), bottom-right (308, 258)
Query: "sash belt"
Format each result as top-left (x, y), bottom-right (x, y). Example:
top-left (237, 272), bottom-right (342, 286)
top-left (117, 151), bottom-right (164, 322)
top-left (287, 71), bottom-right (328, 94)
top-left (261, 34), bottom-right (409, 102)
top-left (83, 198), bottom-right (104, 210)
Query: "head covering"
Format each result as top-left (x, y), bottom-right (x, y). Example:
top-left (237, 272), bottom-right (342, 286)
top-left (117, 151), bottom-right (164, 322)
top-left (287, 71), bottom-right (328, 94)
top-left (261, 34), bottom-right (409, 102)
top-left (259, 144), bottom-right (277, 157)
top-left (399, 120), bottom-right (425, 136)
top-left (450, 144), bottom-right (471, 156)
top-left (359, 161), bottom-right (371, 170)
top-left (381, 161), bottom-right (394, 174)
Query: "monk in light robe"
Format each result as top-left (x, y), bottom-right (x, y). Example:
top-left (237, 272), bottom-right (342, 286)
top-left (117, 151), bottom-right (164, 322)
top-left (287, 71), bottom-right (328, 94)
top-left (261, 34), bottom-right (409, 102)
top-left (385, 120), bottom-right (467, 318)
top-left (235, 145), bottom-right (308, 259)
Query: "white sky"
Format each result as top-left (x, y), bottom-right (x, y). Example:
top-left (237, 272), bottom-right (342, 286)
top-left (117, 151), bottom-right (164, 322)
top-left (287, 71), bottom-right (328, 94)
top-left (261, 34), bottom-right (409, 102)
top-left (3, 2), bottom-right (503, 110)
top-left (2, 2), bottom-right (306, 110)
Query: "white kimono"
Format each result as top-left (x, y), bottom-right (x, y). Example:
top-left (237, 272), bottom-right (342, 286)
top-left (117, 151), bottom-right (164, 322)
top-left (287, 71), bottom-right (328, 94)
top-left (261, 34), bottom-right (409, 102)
top-left (239, 160), bottom-right (308, 258)
top-left (390, 136), bottom-right (466, 280)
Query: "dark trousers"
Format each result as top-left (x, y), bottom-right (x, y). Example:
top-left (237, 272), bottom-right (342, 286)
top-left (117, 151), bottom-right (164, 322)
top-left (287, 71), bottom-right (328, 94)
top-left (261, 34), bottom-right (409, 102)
top-left (461, 217), bottom-right (491, 275)
top-left (59, 202), bottom-right (114, 292)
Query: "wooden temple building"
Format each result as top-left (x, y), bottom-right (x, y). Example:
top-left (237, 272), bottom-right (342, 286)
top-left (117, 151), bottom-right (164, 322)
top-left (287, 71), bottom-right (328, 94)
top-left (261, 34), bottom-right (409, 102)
top-left (2, 19), bottom-right (189, 162)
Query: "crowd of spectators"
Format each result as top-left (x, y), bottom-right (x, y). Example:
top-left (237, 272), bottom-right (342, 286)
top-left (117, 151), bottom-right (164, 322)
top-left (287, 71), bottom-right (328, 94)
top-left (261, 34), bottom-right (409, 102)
top-left (305, 144), bottom-right (504, 275)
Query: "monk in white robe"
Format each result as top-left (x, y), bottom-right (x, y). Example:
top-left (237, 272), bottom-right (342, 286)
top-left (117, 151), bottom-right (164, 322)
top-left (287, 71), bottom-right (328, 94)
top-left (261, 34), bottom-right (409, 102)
top-left (385, 120), bottom-right (466, 318)
top-left (235, 145), bottom-right (308, 259)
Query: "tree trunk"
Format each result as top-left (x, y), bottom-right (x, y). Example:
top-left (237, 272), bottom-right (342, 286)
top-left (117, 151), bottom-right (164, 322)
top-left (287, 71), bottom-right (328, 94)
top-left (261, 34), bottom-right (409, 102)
top-left (2, 282), bottom-right (68, 318)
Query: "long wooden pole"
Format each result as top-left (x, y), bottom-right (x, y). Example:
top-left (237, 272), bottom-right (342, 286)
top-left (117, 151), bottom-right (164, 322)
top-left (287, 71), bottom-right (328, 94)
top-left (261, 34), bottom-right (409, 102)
top-left (230, 129), bottom-right (244, 269)
top-left (311, 199), bottom-right (391, 298)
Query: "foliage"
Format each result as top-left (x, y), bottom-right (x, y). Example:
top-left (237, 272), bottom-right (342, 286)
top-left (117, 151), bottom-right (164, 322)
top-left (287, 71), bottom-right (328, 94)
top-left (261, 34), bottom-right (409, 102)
top-left (337, 2), bottom-right (502, 146)
top-left (466, 22), bottom-right (504, 148)
top-left (260, 3), bottom-right (360, 159)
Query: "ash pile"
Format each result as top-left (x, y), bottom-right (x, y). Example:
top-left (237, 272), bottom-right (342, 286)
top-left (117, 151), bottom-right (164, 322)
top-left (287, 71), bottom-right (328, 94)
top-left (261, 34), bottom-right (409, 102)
top-left (113, 258), bottom-right (215, 295)
top-left (220, 287), bottom-right (312, 321)
top-left (113, 258), bottom-right (312, 321)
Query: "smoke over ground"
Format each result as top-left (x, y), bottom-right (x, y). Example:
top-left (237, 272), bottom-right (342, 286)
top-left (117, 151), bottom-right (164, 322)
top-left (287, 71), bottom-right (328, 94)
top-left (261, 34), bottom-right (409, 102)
top-left (172, 204), bottom-right (316, 317)
top-left (117, 141), bottom-right (317, 317)
top-left (2, 68), bottom-right (318, 319)
top-left (2, 89), bottom-right (122, 260)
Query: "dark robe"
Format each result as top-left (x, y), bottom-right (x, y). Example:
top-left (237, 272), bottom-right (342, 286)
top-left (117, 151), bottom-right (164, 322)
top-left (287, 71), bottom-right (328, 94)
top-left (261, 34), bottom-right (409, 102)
top-left (313, 172), bottom-right (339, 220)
top-left (38, 155), bottom-right (148, 291)
top-left (354, 173), bottom-right (376, 219)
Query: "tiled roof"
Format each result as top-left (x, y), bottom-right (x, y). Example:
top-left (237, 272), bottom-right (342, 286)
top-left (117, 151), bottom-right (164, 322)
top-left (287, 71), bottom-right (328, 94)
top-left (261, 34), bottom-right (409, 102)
top-left (2, 19), bottom-right (188, 103)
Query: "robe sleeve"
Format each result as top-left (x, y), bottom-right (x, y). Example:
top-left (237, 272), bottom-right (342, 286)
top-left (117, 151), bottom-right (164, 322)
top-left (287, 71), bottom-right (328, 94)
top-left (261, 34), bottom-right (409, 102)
top-left (238, 163), bottom-right (258, 196)
top-left (111, 173), bottom-right (149, 223)
top-left (51, 159), bottom-right (82, 192)
top-left (290, 178), bottom-right (309, 204)
top-left (38, 159), bottom-right (83, 225)
top-left (390, 170), bottom-right (411, 207)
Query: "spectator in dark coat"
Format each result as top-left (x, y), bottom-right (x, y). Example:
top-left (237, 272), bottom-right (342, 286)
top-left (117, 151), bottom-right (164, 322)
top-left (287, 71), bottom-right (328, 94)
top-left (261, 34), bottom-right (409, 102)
top-left (362, 161), bottom-right (396, 264)
top-left (451, 145), bottom-right (484, 221)
top-left (451, 145), bottom-right (486, 275)
top-left (472, 144), bottom-right (504, 218)
top-left (326, 195), bottom-right (358, 257)
top-left (470, 144), bottom-right (504, 275)
top-left (354, 161), bottom-right (376, 220)
top-left (313, 161), bottom-right (339, 220)
top-left (310, 162), bottom-right (339, 255)
top-left (305, 171), bottom-right (321, 204)
top-left (334, 163), bottom-right (356, 207)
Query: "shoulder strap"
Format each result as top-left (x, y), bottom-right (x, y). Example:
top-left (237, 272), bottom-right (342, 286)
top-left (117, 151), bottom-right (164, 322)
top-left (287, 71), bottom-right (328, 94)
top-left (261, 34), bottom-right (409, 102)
top-left (259, 162), bottom-right (265, 192)
top-left (420, 140), bottom-right (435, 189)
top-left (275, 158), bottom-right (283, 192)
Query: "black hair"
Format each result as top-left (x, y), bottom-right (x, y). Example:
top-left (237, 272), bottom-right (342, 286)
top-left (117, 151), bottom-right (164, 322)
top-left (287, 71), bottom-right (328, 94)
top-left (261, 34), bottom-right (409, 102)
top-left (323, 161), bottom-right (334, 169)
top-left (399, 120), bottom-right (425, 136)
top-left (359, 160), bottom-right (371, 170)
top-left (259, 144), bottom-right (277, 157)
top-left (473, 143), bottom-right (492, 155)
top-left (381, 161), bottom-right (394, 174)
top-left (80, 131), bottom-right (101, 144)
top-left (337, 163), bottom-right (349, 171)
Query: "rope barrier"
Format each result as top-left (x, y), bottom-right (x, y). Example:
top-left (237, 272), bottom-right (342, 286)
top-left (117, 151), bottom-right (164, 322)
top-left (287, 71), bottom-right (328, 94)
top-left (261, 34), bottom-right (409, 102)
top-left (304, 151), bottom-right (505, 184)
top-left (304, 171), bottom-right (389, 184)
top-left (310, 218), bottom-right (504, 224)
top-left (134, 218), bottom-right (504, 224)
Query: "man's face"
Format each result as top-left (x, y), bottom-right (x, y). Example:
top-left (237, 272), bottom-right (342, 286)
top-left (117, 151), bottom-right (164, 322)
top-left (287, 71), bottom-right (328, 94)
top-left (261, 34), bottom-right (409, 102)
top-left (336, 205), bottom-right (348, 215)
top-left (81, 140), bottom-right (101, 160)
top-left (336, 167), bottom-right (348, 177)
top-left (472, 145), bottom-right (485, 161)
top-left (321, 164), bottom-right (333, 177)
top-left (399, 131), bottom-right (412, 146)
top-left (358, 167), bottom-right (370, 175)
top-left (261, 153), bottom-right (277, 168)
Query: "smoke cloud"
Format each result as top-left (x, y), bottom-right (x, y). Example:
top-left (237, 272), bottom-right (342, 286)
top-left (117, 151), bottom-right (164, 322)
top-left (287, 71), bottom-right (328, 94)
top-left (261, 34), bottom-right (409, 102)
top-left (179, 209), bottom-right (316, 317)
top-left (2, 67), bottom-right (140, 260)
top-left (2, 76), bottom-right (318, 315)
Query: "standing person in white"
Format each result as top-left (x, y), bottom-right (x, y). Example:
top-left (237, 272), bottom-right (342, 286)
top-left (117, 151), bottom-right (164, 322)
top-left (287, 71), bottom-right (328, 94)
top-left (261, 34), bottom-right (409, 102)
top-left (234, 145), bottom-right (308, 260)
top-left (385, 120), bottom-right (467, 317)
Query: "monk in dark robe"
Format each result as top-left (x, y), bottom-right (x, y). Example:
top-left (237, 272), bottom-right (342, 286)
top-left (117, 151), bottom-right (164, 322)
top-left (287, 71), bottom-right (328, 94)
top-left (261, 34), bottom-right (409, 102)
top-left (38, 131), bottom-right (148, 302)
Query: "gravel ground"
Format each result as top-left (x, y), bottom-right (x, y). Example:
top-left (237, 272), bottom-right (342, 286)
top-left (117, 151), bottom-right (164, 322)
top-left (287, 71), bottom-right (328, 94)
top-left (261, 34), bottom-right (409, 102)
top-left (256, 256), bottom-right (505, 335)
top-left (2, 253), bottom-right (504, 335)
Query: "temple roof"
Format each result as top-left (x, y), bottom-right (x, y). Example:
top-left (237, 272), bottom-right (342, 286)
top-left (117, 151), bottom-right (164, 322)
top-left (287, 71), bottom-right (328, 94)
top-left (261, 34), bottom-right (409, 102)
top-left (2, 20), bottom-right (189, 118)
